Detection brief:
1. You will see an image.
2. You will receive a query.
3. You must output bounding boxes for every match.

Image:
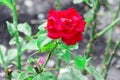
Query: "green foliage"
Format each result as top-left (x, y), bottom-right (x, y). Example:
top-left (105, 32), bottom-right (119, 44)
top-left (84, 9), bottom-right (94, 32)
top-left (37, 34), bottom-right (53, 51)
top-left (38, 22), bottom-right (47, 31)
top-left (0, 45), bottom-right (7, 69)
top-left (73, 0), bottom-right (83, 4)
top-left (6, 21), bottom-right (17, 36)
top-left (18, 23), bottom-right (32, 36)
top-left (23, 39), bottom-right (38, 50)
top-left (74, 55), bottom-right (87, 70)
top-left (0, 45), bottom-right (6, 57)
top-left (13, 70), bottom-right (56, 80)
top-left (32, 74), bottom-right (41, 80)
top-left (0, 0), bottom-right (13, 10)
top-left (62, 50), bottom-right (70, 64)
top-left (58, 67), bottom-right (87, 80)
top-left (85, 59), bottom-right (105, 80)
top-left (17, 72), bottom-right (28, 80)
top-left (9, 37), bottom-right (23, 45)
top-left (7, 48), bottom-right (18, 62)
top-left (27, 57), bottom-right (38, 64)
top-left (40, 42), bottom-right (56, 52)
top-left (40, 72), bottom-right (56, 80)
top-left (26, 66), bottom-right (36, 74)
top-left (55, 49), bottom-right (71, 64)
top-left (37, 23), bottom-right (56, 52)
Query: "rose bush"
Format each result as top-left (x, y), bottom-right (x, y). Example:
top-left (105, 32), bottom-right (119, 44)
top-left (46, 7), bottom-right (86, 45)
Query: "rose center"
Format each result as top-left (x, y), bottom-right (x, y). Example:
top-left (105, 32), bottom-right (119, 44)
top-left (61, 18), bottom-right (72, 28)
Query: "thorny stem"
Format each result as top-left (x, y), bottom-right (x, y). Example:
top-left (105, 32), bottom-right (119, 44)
top-left (85, 0), bottom-right (100, 59)
top-left (94, 18), bottom-right (120, 39)
top-left (12, 2), bottom-right (22, 70)
top-left (43, 42), bottom-right (58, 68)
top-left (84, 0), bottom-right (100, 75)
top-left (55, 0), bottom-right (61, 75)
top-left (101, 41), bottom-right (120, 79)
top-left (100, 0), bottom-right (120, 79)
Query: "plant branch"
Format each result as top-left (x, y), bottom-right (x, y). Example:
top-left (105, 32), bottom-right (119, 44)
top-left (43, 42), bottom-right (58, 68)
top-left (94, 18), bottom-right (120, 39)
top-left (85, 0), bottom-right (100, 58)
top-left (12, 2), bottom-right (22, 70)
top-left (100, 1), bottom-right (120, 79)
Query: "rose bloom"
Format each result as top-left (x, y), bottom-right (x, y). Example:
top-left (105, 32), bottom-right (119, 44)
top-left (46, 7), bottom-right (86, 46)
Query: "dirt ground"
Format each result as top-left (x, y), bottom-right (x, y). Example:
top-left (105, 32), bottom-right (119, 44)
top-left (0, 0), bottom-right (120, 80)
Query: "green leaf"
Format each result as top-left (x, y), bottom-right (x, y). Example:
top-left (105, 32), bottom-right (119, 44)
top-left (85, 65), bottom-right (104, 80)
top-left (37, 34), bottom-right (47, 48)
top-left (84, 0), bottom-right (89, 3)
top-left (17, 72), bottom-right (28, 80)
top-left (59, 43), bottom-right (78, 50)
top-left (84, 9), bottom-right (94, 24)
top-left (40, 38), bottom-right (52, 48)
top-left (26, 66), bottom-right (36, 74)
top-left (23, 39), bottom-right (38, 50)
top-left (12, 0), bottom-right (17, 3)
top-left (62, 50), bottom-right (71, 64)
top-left (0, 0), bottom-right (4, 4)
top-left (18, 23), bottom-right (32, 36)
top-left (27, 57), bottom-right (38, 64)
top-left (40, 42), bottom-right (56, 52)
top-left (1, 0), bottom-right (13, 10)
top-left (90, 0), bottom-right (96, 6)
top-left (70, 67), bottom-right (88, 80)
top-left (38, 22), bottom-right (47, 31)
top-left (73, 0), bottom-right (83, 4)
top-left (24, 76), bottom-right (33, 80)
top-left (0, 45), bottom-right (7, 69)
top-left (58, 67), bottom-right (87, 80)
top-left (68, 43), bottom-right (79, 50)
top-left (84, 9), bottom-right (94, 33)
top-left (6, 21), bottom-right (17, 36)
top-left (27, 57), bottom-right (34, 63)
top-left (55, 49), bottom-right (70, 64)
top-left (7, 49), bottom-right (17, 62)
top-left (41, 72), bottom-right (56, 80)
top-left (32, 74), bottom-right (41, 80)
top-left (74, 55), bottom-right (86, 70)
top-left (37, 33), bottom-right (54, 52)
top-left (9, 37), bottom-right (23, 45)
top-left (12, 71), bottom-right (19, 79)
top-left (0, 45), bottom-right (6, 56)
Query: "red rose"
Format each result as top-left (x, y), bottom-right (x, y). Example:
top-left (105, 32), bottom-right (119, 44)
top-left (46, 7), bottom-right (86, 46)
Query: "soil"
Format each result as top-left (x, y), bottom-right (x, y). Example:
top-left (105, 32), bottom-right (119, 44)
top-left (0, 0), bottom-right (120, 80)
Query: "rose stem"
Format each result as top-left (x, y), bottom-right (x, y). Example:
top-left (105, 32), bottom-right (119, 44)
top-left (100, 0), bottom-right (120, 79)
top-left (103, 41), bottom-right (120, 79)
top-left (43, 42), bottom-right (58, 68)
top-left (12, 1), bottom-right (22, 70)
top-left (55, 0), bottom-right (62, 74)
top-left (85, 0), bottom-right (100, 59)
top-left (83, 0), bottom-right (100, 75)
